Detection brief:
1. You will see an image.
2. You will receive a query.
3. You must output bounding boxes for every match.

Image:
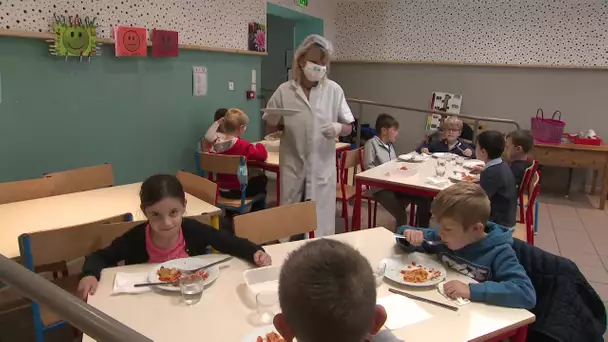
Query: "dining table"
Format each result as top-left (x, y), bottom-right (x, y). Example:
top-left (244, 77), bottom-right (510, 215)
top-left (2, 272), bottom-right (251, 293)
top-left (83, 227), bottom-right (534, 342)
top-left (0, 182), bottom-right (222, 259)
top-left (353, 154), bottom-right (477, 230)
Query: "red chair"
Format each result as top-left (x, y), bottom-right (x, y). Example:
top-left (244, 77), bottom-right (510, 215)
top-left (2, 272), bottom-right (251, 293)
top-left (336, 148), bottom-right (363, 232)
top-left (514, 170), bottom-right (541, 245)
top-left (518, 160), bottom-right (539, 224)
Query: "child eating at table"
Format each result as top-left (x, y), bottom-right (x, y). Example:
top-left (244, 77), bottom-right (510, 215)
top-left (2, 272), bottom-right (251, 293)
top-left (418, 116), bottom-right (475, 157)
top-left (205, 108), bottom-right (269, 214)
top-left (474, 130), bottom-right (517, 227)
top-left (397, 182), bottom-right (536, 309)
top-left (364, 113), bottom-right (431, 227)
top-left (77, 174), bottom-right (271, 300)
top-left (505, 129), bottom-right (534, 190)
top-left (273, 239), bottom-right (388, 342)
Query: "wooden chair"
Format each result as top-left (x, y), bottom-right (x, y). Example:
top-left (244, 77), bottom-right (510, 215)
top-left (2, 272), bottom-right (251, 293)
top-left (517, 160), bottom-right (540, 234)
top-left (176, 170), bottom-right (218, 205)
top-left (513, 171), bottom-right (541, 245)
top-left (234, 201), bottom-right (316, 244)
top-left (0, 177), bottom-right (56, 205)
top-left (198, 152), bottom-right (266, 215)
top-left (44, 164), bottom-right (114, 195)
top-left (336, 148), bottom-right (363, 232)
top-left (18, 217), bottom-right (139, 342)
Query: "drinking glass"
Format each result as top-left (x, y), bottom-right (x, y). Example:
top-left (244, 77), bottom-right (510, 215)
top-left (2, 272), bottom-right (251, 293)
top-left (179, 273), bottom-right (205, 306)
top-left (435, 160), bottom-right (446, 177)
top-left (373, 262), bottom-right (387, 287)
top-left (256, 291), bottom-right (279, 324)
top-left (446, 153), bottom-right (454, 163)
top-left (455, 156), bottom-right (464, 166)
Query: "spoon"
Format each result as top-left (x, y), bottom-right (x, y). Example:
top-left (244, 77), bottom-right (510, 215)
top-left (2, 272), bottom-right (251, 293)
top-left (394, 234), bottom-right (444, 246)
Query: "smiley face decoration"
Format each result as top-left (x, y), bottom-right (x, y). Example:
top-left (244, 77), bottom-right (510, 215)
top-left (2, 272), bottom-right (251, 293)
top-left (151, 30), bottom-right (179, 57)
top-left (114, 25), bottom-right (147, 56)
top-left (49, 14), bottom-right (101, 62)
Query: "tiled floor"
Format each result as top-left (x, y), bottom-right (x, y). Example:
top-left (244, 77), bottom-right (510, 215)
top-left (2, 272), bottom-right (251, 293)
top-left (2, 182), bottom-right (607, 341)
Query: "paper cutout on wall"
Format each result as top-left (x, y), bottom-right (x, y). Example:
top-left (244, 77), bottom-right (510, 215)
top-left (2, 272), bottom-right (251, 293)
top-left (426, 92), bottom-right (463, 132)
top-left (151, 30), bottom-right (179, 57)
top-left (248, 22), bottom-right (266, 52)
top-left (49, 14), bottom-right (101, 62)
top-left (114, 26), bottom-right (147, 56)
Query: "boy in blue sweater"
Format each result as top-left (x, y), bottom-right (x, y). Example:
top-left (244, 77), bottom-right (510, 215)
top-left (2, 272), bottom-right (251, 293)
top-left (397, 182), bottom-right (536, 309)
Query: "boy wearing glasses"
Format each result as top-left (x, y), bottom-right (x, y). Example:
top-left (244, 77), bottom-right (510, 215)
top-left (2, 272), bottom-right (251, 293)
top-left (418, 116), bottom-right (475, 158)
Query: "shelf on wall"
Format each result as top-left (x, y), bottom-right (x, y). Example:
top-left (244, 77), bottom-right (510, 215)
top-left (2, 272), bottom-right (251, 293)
top-left (0, 28), bottom-right (268, 56)
top-left (333, 59), bottom-right (608, 70)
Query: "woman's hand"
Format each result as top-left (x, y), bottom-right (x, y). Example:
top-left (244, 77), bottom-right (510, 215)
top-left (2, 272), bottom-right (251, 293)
top-left (77, 276), bottom-right (99, 301)
top-left (254, 250), bottom-right (272, 266)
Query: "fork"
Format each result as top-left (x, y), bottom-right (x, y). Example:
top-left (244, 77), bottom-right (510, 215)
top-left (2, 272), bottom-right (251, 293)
top-left (394, 234), bottom-right (444, 246)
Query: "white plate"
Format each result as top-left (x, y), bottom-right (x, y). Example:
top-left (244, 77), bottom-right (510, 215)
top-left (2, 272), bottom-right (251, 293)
top-left (463, 159), bottom-right (485, 169)
top-left (448, 171), bottom-right (480, 183)
top-left (398, 153), bottom-right (426, 163)
top-left (261, 108), bottom-right (300, 116)
top-left (242, 326), bottom-right (288, 342)
top-left (384, 254), bottom-right (446, 287)
top-left (147, 257), bottom-right (221, 291)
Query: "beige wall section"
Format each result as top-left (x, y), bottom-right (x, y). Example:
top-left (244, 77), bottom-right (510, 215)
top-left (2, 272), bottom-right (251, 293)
top-left (331, 62), bottom-right (608, 192)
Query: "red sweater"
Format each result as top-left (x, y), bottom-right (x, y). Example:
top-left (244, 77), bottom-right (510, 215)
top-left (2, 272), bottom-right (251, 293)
top-left (215, 138), bottom-right (268, 190)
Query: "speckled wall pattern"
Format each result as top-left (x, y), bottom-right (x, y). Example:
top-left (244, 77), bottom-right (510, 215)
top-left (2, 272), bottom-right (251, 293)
top-left (333, 0), bottom-right (608, 66)
top-left (0, 0), bottom-right (336, 51)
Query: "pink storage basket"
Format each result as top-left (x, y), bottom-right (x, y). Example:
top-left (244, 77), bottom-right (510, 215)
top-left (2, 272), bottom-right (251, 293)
top-left (531, 109), bottom-right (565, 143)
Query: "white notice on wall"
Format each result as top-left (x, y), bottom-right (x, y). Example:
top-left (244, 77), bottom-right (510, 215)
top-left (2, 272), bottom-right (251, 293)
top-left (193, 66), bottom-right (207, 96)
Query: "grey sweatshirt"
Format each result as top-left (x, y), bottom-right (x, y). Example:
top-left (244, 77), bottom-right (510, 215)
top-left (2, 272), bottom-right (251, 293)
top-left (364, 136), bottom-right (397, 171)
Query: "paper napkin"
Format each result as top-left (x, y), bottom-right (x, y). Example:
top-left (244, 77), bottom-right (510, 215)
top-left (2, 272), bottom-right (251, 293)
top-left (112, 272), bottom-right (151, 295)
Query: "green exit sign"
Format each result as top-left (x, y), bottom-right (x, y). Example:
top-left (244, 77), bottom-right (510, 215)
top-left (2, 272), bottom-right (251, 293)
top-left (297, 0), bottom-right (308, 7)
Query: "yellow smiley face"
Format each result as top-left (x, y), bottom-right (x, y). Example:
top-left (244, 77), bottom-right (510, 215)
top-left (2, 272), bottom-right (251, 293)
top-left (62, 27), bottom-right (90, 55)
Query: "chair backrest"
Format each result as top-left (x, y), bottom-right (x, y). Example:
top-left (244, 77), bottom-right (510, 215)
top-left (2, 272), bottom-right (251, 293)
top-left (19, 214), bottom-right (136, 270)
top-left (233, 201), bottom-right (317, 244)
top-left (176, 170), bottom-right (218, 205)
top-left (0, 177), bottom-right (56, 205)
top-left (198, 152), bottom-right (243, 176)
top-left (339, 148), bottom-right (361, 185)
top-left (524, 171), bottom-right (541, 245)
top-left (45, 164), bottom-right (114, 195)
top-left (519, 160), bottom-right (539, 197)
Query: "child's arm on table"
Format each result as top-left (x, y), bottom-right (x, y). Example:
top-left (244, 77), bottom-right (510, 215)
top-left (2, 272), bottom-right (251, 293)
top-left (244, 141), bottom-right (269, 162)
top-left (469, 247), bottom-right (536, 308)
top-left (201, 223), bottom-right (271, 266)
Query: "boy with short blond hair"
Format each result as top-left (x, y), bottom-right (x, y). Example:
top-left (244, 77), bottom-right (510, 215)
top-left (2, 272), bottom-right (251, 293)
top-left (205, 108), bottom-right (268, 212)
top-left (274, 239), bottom-right (387, 342)
top-left (397, 182), bottom-right (536, 309)
top-left (418, 116), bottom-right (475, 157)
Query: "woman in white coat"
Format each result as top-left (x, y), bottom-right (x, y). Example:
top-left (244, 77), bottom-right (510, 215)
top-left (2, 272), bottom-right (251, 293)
top-left (263, 35), bottom-right (355, 237)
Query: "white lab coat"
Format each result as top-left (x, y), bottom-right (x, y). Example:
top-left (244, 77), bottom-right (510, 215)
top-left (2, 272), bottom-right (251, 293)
top-left (265, 79), bottom-right (354, 237)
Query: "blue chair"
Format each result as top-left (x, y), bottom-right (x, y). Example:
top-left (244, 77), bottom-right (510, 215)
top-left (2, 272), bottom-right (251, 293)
top-left (197, 152), bottom-right (266, 215)
top-left (18, 213), bottom-right (133, 342)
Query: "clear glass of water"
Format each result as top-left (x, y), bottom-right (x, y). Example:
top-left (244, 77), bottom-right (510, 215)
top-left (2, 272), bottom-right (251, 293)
top-left (373, 262), bottom-right (387, 287)
top-left (435, 160), bottom-right (447, 177)
top-left (455, 156), bottom-right (464, 166)
top-left (256, 291), bottom-right (279, 324)
top-left (446, 153), bottom-right (454, 163)
top-left (179, 273), bottom-right (205, 306)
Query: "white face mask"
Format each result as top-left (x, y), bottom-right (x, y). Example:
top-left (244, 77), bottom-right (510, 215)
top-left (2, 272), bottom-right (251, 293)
top-left (302, 61), bottom-right (327, 82)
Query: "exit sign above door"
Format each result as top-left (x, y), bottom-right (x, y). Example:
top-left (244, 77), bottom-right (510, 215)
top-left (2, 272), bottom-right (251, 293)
top-left (296, 0), bottom-right (308, 7)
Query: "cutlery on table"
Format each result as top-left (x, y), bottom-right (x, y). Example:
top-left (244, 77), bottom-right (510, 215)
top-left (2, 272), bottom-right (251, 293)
top-left (389, 288), bottom-right (459, 312)
top-left (393, 234), bottom-right (444, 246)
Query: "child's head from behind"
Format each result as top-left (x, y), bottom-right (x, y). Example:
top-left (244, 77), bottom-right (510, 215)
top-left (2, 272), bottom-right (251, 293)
top-left (375, 113), bottom-right (399, 143)
top-left (274, 239), bottom-right (387, 342)
top-left (431, 182), bottom-right (491, 250)
top-left (443, 116), bottom-right (463, 143)
top-left (506, 130), bottom-right (533, 162)
top-left (475, 130), bottom-right (505, 163)
top-left (222, 108), bottom-right (249, 137)
top-left (214, 108), bottom-right (228, 122)
top-left (140, 174), bottom-right (186, 238)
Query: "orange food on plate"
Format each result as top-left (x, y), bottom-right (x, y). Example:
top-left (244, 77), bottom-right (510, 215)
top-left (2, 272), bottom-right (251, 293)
top-left (257, 332), bottom-right (285, 342)
top-left (157, 267), bottom-right (209, 284)
top-left (460, 172), bottom-right (478, 182)
top-left (400, 262), bottom-right (442, 283)
top-left (400, 166), bottom-right (409, 171)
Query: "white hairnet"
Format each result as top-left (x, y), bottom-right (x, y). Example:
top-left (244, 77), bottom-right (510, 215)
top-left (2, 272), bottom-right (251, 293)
top-left (295, 34), bottom-right (334, 61)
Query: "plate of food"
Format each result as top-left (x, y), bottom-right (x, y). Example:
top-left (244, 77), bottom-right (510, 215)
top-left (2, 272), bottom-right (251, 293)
top-left (448, 171), bottom-right (480, 183)
top-left (462, 159), bottom-right (485, 169)
top-left (261, 108), bottom-right (300, 117)
top-left (242, 326), bottom-right (287, 342)
top-left (398, 153), bottom-right (426, 163)
top-left (384, 255), bottom-right (446, 287)
top-left (147, 257), bottom-right (220, 291)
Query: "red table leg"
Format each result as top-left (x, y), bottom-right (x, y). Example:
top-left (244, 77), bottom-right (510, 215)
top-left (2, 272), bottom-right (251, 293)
top-left (353, 179), bottom-right (363, 231)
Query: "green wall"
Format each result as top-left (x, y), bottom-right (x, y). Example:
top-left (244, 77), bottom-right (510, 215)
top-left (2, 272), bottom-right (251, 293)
top-left (0, 37), bottom-right (262, 184)
top-left (262, 14), bottom-right (295, 91)
top-left (266, 3), bottom-right (324, 48)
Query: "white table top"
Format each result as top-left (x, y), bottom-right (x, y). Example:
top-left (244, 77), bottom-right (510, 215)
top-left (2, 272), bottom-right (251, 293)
top-left (0, 183), bottom-right (221, 258)
top-left (356, 156), bottom-right (474, 193)
top-left (255, 142), bottom-right (351, 167)
top-left (83, 228), bottom-right (534, 342)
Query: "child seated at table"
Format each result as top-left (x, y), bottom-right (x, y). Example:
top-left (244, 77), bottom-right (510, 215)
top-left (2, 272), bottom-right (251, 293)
top-left (417, 116), bottom-right (475, 158)
top-left (364, 113), bottom-right (431, 227)
top-left (77, 174), bottom-right (271, 300)
top-left (505, 129), bottom-right (534, 190)
top-left (198, 108), bottom-right (228, 152)
top-left (474, 130), bottom-right (517, 227)
top-left (397, 182), bottom-right (536, 309)
top-left (273, 239), bottom-right (387, 342)
top-left (205, 108), bottom-right (269, 213)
